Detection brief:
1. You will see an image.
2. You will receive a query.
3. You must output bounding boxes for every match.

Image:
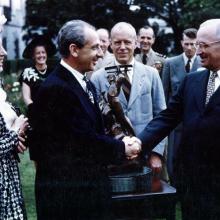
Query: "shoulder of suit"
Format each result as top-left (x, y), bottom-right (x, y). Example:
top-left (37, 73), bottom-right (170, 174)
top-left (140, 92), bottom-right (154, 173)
top-left (136, 60), bottom-right (158, 75)
top-left (165, 54), bottom-right (183, 62)
top-left (154, 51), bottom-right (166, 59)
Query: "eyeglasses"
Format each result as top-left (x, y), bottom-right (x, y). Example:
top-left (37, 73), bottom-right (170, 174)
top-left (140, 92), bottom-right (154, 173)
top-left (195, 40), bottom-right (220, 49)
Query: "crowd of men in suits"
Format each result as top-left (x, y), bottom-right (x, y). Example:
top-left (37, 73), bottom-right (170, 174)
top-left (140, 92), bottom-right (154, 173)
top-left (28, 18), bottom-right (220, 220)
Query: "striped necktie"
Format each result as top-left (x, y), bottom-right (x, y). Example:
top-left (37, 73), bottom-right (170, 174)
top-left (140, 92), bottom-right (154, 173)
top-left (121, 68), bottom-right (132, 101)
top-left (205, 71), bottom-right (218, 105)
top-left (83, 76), bottom-right (94, 104)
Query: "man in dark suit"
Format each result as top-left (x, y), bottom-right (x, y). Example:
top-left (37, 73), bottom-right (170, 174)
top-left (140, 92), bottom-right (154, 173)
top-left (162, 28), bottom-right (201, 181)
top-left (30, 20), bottom-right (141, 220)
top-left (137, 19), bottom-right (220, 220)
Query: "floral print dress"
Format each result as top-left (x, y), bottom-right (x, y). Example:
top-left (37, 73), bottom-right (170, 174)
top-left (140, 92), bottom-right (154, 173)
top-left (20, 66), bottom-right (51, 102)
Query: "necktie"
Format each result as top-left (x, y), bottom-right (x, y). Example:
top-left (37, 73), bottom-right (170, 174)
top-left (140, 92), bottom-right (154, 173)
top-left (83, 76), bottom-right (94, 104)
top-left (185, 59), bottom-right (191, 73)
top-left (205, 71), bottom-right (218, 105)
top-left (142, 54), bottom-right (147, 65)
top-left (121, 68), bottom-right (132, 101)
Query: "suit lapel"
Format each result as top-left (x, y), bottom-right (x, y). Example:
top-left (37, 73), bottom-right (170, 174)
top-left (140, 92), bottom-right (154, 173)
top-left (193, 70), bottom-right (209, 112)
top-left (191, 56), bottom-right (200, 72)
top-left (175, 55), bottom-right (187, 75)
top-left (206, 79), bottom-right (220, 109)
top-left (128, 62), bottom-right (143, 108)
top-left (57, 65), bottom-right (99, 123)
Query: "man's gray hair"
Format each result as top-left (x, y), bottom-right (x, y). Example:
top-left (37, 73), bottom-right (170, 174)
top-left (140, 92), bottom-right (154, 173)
top-left (138, 25), bottom-right (155, 38)
top-left (111, 22), bottom-right (137, 40)
top-left (57, 20), bottom-right (95, 58)
top-left (200, 19), bottom-right (220, 39)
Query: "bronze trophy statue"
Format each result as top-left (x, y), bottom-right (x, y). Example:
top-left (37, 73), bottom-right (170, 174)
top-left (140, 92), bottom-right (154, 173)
top-left (99, 65), bottom-right (152, 194)
top-left (100, 65), bottom-right (135, 139)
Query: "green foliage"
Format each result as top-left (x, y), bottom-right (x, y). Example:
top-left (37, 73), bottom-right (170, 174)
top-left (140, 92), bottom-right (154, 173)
top-left (2, 73), bottom-right (26, 114)
top-left (25, 0), bottom-right (148, 39)
top-left (180, 0), bottom-right (220, 28)
top-left (19, 151), bottom-right (36, 220)
top-left (24, 0), bottom-right (220, 54)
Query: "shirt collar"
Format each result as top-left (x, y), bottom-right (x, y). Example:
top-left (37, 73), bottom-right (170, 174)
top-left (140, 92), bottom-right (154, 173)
top-left (141, 48), bottom-right (152, 57)
top-left (114, 58), bottom-right (135, 66)
top-left (211, 70), bottom-right (220, 77)
top-left (60, 59), bottom-right (86, 90)
top-left (114, 58), bottom-right (134, 82)
top-left (183, 53), bottom-right (197, 64)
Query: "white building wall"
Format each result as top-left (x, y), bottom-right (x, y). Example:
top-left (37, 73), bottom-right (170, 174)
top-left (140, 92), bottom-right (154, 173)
top-left (0, 0), bottom-right (26, 59)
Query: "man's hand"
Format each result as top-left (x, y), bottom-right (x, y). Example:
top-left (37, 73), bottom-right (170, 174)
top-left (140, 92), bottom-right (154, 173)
top-left (122, 136), bottom-right (142, 160)
top-left (148, 153), bottom-right (162, 174)
top-left (17, 135), bottom-right (27, 154)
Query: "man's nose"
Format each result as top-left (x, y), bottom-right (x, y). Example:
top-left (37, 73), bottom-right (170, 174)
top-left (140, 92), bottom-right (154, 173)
top-left (119, 42), bottom-right (126, 49)
top-left (97, 46), bottom-right (104, 58)
top-left (0, 45), bottom-right (7, 56)
top-left (196, 47), bottom-right (202, 56)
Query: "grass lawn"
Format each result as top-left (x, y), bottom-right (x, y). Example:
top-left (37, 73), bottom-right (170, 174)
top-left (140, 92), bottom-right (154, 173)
top-left (19, 151), bottom-right (182, 220)
top-left (19, 151), bottom-right (37, 220)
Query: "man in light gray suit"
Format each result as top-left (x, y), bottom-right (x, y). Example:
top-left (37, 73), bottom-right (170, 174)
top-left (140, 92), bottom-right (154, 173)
top-left (162, 28), bottom-right (202, 182)
top-left (91, 22), bottom-right (167, 176)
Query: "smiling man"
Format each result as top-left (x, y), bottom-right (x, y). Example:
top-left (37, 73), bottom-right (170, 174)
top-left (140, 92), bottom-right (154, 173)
top-left (135, 25), bottom-right (166, 74)
top-left (91, 22), bottom-right (167, 178)
top-left (94, 28), bottom-right (114, 71)
top-left (138, 19), bottom-right (220, 220)
top-left (30, 20), bottom-right (141, 220)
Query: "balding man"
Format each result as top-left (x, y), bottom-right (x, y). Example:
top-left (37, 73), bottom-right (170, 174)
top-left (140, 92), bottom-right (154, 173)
top-left (135, 25), bottom-right (166, 74)
top-left (30, 20), bottom-right (140, 220)
top-left (91, 22), bottom-right (167, 177)
top-left (137, 19), bottom-right (220, 220)
top-left (94, 28), bottom-right (114, 70)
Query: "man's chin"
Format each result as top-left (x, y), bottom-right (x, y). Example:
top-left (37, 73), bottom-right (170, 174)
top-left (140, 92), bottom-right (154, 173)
top-left (117, 58), bottom-right (129, 65)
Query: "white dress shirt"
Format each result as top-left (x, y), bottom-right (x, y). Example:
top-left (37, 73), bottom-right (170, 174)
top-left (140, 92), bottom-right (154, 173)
top-left (0, 87), bottom-right (17, 130)
top-left (60, 59), bottom-right (87, 92)
top-left (114, 58), bottom-right (135, 83)
top-left (183, 53), bottom-right (197, 71)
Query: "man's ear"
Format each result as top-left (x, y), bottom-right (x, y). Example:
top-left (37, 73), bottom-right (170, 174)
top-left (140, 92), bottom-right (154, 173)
top-left (181, 40), bottom-right (184, 48)
top-left (110, 40), bottom-right (112, 51)
top-left (69, 43), bottom-right (79, 57)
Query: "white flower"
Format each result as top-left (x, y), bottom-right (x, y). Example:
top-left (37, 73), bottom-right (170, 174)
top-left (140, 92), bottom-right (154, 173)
top-left (13, 81), bottom-right (20, 87)
top-left (22, 67), bottom-right (40, 82)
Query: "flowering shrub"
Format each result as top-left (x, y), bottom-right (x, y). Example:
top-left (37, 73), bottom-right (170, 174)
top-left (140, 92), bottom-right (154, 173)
top-left (3, 73), bottom-right (26, 114)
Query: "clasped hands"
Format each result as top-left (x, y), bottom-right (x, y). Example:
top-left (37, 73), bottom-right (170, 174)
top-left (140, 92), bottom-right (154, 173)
top-left (122, 136), bottom-right (142, 160)
top-left (11, 114), bottom-right (29, 154)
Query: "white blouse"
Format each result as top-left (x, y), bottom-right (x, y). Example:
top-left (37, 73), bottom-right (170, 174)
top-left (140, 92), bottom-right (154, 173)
top-left (0, 88), bottom-right (17, 130)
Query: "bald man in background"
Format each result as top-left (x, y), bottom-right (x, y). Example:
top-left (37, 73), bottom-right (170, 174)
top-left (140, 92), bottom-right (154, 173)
top-left (94, 28), bottom-right (114, 71)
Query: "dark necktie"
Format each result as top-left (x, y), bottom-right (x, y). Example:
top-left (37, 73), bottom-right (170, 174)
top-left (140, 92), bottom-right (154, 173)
top-left (142, 54), bottom-right (147, 65)
top-left (205, 71), bottom-right (218, 105)
top-left (83, 76), bottom-right (94, 104)
top-left (185, 59), bottom-right (191, 73)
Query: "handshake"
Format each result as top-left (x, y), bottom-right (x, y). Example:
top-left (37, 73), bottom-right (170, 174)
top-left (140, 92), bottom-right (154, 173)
top-left (122, 136), bottom-right (142, 160)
